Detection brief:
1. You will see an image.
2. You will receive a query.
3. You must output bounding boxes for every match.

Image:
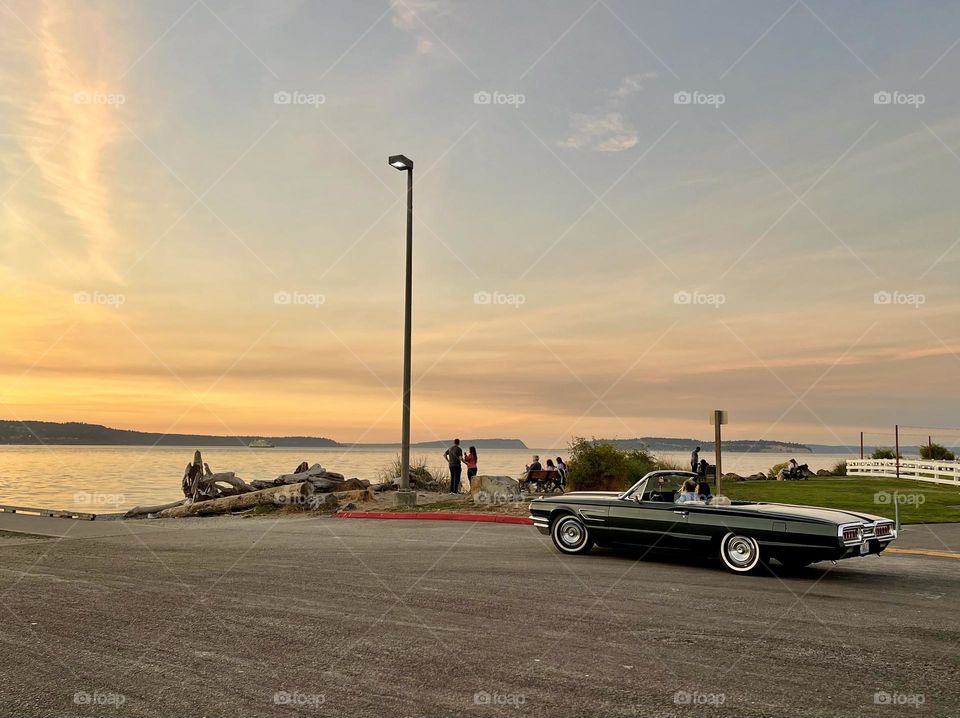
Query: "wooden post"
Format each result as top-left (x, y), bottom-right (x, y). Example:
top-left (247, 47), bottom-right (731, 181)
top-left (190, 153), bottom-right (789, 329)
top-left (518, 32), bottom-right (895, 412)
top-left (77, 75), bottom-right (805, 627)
top-left (710, 411), bottom-right (727, 493)
top-left (860, 432), bottom-right (864, 460)
top-left (895, 424), bottom-right (900, 479)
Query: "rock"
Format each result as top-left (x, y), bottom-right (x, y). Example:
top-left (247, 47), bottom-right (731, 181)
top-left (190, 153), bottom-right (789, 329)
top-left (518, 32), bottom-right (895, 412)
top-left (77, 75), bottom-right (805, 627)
top-left (816, 469), bottom-right (831, 476)
top-left (470, 475), bottom-right (520, 500)
top-left (722, 473), bottom-right (743, 482)
top-left (338, 502), bottom-right (357, 511)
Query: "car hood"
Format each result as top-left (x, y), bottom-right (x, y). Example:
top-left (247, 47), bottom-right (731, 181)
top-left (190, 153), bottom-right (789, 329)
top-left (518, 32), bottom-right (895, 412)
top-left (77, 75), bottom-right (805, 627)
top-left (731, 502), bottom-right (891, 525)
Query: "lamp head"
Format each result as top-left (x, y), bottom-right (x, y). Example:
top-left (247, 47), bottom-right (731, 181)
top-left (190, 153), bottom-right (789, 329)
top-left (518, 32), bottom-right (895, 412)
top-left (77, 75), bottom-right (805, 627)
top-left (388, 154), bottom-right (413, 171)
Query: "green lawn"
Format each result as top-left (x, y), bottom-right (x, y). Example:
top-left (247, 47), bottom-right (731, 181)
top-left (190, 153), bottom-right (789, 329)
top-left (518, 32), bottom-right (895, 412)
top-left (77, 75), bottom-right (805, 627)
top-left (721, 476), bottom-right (960, 524)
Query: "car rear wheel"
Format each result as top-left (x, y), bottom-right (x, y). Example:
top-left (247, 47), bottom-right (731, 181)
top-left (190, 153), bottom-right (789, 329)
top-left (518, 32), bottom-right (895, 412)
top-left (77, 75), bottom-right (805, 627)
top-left (719, 532), bottom-right (761, 573)
top-left (551, 514), bottom-right (594, 554)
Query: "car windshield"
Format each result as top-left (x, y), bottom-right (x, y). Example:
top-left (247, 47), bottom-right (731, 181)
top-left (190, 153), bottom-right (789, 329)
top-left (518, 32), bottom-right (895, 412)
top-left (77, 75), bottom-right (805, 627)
top-left (620, 476), bottom-right (649, 500)
top-left (620, 471), bottom-right (697, 501)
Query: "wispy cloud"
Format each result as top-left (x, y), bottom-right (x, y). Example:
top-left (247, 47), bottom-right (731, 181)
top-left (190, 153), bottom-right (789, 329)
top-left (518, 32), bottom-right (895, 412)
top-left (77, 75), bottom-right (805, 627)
top-left (1, 1), bottom-right (127, 281)
top-left (560, 72), bottom-right (656, 152)
top-left (561, 111), bottom-right (638, 152)
top-left (389, 0), bottom-right (451, 54)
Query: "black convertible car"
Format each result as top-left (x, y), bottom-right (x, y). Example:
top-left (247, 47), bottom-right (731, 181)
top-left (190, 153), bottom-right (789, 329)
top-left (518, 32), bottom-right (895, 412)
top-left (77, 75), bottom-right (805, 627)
top-left (529, 470), bottom-right (897, 573)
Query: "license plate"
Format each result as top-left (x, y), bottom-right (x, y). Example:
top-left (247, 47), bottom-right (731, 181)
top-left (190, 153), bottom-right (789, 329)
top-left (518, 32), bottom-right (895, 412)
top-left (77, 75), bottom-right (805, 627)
top-left (859, 542), bottom-right (869, 555)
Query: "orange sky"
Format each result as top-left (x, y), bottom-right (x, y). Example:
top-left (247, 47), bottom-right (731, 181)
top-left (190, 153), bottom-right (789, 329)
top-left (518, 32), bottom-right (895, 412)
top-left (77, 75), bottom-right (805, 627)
top-left (2, 1), bottom-right (959, 447)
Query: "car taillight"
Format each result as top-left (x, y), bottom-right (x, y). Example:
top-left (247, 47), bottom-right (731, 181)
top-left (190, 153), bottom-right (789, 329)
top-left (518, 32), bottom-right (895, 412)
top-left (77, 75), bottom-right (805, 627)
top-left (842, 526), bottom-right (861, 542)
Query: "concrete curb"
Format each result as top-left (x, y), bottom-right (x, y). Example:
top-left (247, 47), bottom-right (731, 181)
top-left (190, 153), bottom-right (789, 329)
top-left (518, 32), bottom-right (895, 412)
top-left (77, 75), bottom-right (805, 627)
top-left (335, 511), bottom-right (533, 525)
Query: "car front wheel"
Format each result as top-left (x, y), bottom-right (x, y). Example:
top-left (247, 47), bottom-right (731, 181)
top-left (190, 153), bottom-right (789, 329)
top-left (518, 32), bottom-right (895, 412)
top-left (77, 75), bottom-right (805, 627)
top-left (551, 514), bottom-right (594, 555)
top-left (719, 532), bottom-right (761, 573)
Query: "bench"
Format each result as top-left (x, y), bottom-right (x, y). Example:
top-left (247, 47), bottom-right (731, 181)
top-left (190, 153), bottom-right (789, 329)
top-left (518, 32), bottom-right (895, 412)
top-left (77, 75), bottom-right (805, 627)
top-left (520, 470), bottom-right (563, 494)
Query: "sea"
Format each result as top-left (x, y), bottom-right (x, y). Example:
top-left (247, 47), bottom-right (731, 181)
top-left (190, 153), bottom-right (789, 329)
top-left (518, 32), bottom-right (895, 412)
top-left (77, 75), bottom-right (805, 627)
top-left (0, 445), bottom-right (850, 512)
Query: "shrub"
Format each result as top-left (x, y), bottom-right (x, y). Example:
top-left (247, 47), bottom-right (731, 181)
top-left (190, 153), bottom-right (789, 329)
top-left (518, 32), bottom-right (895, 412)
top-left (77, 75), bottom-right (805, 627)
top-left (832, 459), bottom-right (847, 476)
top-left (919, 443), bottom-right (956, 461)
top-left (871, 448), bottom-right (900, 460)
top-left (377, 455), bottom-right (447, 492)
top-left (768, 461), bottom-right (788, 479)
top-left (565, 437), bottom-right (659, 492)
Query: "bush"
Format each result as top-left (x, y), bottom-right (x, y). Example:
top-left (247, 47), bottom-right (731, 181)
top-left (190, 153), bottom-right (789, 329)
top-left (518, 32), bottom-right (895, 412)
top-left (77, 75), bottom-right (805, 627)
top-left (871, 448), bottom-right (900, 460)
top-left (565, 437), bottom-right (659, 492)
top-left (768, 461), bottom-right (788, 479)
top-left (919, 443), bottom-right (956, 461)
top-left (832, 459), bottom-right (847, 476)
top-left (377, 455), bottom-right (448, 492)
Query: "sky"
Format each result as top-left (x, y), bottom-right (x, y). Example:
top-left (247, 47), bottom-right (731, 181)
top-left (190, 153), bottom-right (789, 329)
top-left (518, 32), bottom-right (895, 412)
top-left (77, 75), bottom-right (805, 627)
top-left (1, 0), bottom-right (959, 449)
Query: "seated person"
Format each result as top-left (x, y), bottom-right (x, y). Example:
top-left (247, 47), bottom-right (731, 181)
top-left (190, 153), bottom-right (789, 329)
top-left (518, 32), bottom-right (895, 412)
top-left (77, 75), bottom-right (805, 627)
top-left (525, 455), bottom-right (542, 473)
top-left (676, 479), bottom-right (699, 504)
top-left (696, 478), bottom-right (712, 500)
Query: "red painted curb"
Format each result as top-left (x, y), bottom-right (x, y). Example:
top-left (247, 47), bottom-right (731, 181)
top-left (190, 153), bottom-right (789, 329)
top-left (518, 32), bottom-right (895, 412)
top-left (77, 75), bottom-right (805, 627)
top-left (335, 511), bottom-right (533, 525)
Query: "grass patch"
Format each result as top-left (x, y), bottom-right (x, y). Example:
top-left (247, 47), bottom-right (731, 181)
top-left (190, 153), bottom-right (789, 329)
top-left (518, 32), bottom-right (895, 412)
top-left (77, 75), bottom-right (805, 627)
top-left (721, 476), bottom-right (960, 524)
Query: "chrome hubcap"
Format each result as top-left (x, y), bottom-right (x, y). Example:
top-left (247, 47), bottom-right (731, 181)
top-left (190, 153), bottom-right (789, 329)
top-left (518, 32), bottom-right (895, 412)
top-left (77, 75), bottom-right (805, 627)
top-left (726, 537), bottom-right (756, 567)
top-left (559, 520), bottom-right (583, 546)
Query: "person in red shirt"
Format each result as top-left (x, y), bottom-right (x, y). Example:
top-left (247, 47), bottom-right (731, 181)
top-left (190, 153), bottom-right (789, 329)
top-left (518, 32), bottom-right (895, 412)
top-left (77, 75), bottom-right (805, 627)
top-left (464, 446), bottom-right (479, 488)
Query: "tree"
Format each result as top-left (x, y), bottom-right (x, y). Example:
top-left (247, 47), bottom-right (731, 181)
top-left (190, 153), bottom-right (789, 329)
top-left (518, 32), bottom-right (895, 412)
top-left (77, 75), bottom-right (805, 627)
top-left (565, 437), bottom-right (660, 492)
top-left (871, 448), bottom-right (900, 460)
top-left (919, 443), bottom-right (956, 461)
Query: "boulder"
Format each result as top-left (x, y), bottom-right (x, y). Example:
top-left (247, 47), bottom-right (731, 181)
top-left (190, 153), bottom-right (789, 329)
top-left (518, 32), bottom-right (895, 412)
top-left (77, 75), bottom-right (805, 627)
top-left (722, 473), bottom-right (743, 482)
top-left (470, 475), bottom-right (520, 500)
top-left (816, 469), bottom-right (831, 476)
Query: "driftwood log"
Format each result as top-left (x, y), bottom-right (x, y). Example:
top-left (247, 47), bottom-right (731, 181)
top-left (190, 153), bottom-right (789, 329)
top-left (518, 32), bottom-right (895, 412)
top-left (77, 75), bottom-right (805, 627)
top-left (129, 454), bottom-right (373, 519)
top-left (158, 482), bottom-right (314, 518)
top-left (123, 498), bottom-right (188, 519)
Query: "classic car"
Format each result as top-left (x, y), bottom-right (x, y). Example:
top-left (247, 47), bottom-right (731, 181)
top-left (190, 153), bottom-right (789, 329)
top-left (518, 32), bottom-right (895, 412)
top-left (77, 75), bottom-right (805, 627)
top-left (529, 470), bottom-right (897, 573)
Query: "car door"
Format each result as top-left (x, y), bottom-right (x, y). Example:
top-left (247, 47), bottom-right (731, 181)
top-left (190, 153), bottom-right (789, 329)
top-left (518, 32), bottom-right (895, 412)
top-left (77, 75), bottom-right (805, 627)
top-left (607, 497), bottom-right (695, 550)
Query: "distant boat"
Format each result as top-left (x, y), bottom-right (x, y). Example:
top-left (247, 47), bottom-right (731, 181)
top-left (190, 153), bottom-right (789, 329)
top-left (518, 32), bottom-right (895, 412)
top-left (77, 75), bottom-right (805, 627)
top-left (248, 439), bottom-right (275, 448)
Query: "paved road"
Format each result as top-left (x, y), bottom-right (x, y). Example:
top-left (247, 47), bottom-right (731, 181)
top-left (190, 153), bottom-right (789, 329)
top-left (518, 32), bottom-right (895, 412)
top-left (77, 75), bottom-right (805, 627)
top-left (0, 515), bottom-right (957, 718)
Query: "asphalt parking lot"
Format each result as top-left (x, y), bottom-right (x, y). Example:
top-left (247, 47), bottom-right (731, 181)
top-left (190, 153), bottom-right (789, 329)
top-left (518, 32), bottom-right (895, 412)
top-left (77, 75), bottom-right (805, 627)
top-left (0, 515), bottom-right (957, 717)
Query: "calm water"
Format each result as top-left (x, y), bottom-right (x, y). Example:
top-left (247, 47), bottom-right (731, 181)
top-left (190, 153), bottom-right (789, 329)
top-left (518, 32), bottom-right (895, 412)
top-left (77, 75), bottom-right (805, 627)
top-left (0, 445), bottom-right (847, 512)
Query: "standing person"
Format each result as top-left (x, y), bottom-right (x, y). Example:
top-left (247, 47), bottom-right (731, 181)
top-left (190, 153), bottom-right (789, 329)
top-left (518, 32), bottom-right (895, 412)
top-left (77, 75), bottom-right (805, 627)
top-left (464, 446), bottom-right (478, 488)
top-left (444, 439), bottom-right (464, 494)
top-left (555, 457), bottom-right (568, 488)
top-left (690, 446), bottom-right (701, 473)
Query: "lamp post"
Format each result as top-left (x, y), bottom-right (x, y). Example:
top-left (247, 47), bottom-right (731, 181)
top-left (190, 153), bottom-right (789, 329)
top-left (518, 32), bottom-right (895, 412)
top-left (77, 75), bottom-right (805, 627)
top-left (388, 154), bottom-right (416, 506)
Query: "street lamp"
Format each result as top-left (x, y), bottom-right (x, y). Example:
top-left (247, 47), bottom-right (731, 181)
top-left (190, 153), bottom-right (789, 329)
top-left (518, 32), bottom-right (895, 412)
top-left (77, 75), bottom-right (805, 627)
top-left (388, 154), bottom-right (416, 506)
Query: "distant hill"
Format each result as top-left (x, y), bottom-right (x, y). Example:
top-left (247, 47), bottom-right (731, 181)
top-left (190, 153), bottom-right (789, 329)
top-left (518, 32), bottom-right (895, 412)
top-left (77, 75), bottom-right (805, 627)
top-left (357, 439), bottom-right (529, 450)
top-left (597, 437), bottom-right (812, 454)
top-left (0, 421), bottom-right (339, 447)
top-left (410, 438), bottom-right (528, 450)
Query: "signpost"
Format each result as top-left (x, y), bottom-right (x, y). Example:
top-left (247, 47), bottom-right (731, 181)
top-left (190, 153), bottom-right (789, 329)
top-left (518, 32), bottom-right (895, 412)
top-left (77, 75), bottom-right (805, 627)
top-left (710, 410), bottom-right (728, 493)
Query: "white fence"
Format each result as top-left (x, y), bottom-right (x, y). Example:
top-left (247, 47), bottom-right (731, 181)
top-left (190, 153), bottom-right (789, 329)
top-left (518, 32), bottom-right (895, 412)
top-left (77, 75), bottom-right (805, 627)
top-left (847, 458), bottom-right (960, 487)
